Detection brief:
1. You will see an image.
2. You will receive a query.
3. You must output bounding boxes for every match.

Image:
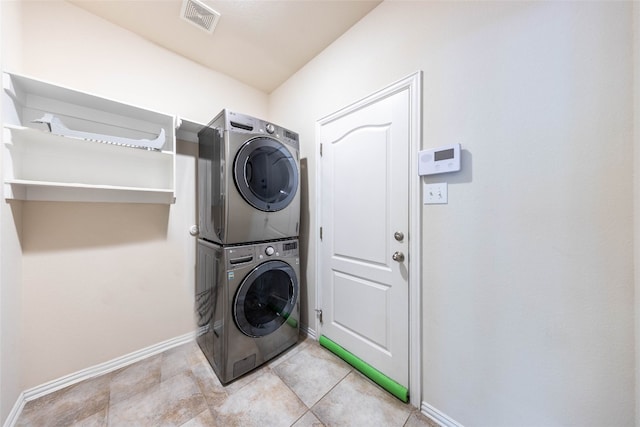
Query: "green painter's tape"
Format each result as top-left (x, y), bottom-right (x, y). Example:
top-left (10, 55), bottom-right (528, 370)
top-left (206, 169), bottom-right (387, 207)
top-left (319, 335), bottom-right (409, 403)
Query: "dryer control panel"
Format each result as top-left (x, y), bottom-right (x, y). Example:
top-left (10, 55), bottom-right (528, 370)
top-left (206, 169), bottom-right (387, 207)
top-left (223, 110), bottom-right (299, 148)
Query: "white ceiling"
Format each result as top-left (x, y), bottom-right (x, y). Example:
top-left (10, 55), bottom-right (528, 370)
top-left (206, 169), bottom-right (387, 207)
top-left (68, 0), bottom-right (382, 93)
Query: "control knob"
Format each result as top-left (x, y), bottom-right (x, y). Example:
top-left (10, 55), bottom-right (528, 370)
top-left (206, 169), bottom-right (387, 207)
top-left (265, 123), bottom-right (275, 134)
top-left (265, 246), bottom-right (275, 256)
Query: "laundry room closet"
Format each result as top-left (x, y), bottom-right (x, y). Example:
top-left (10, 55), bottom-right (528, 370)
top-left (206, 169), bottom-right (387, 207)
top-left (0, 0), bottom-right (269, 404)
top-left (2, 1), bottom-right (637, 426)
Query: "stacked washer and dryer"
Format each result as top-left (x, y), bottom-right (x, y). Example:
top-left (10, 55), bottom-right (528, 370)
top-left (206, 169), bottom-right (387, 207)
top-left (195, 110), bottom-right (301, 384)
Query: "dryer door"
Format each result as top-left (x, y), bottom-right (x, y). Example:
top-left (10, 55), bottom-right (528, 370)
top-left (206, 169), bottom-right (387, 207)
top-left (234, 137), bottom-right (298, 212)
top-left (233, 260), bottom-right (298, 338)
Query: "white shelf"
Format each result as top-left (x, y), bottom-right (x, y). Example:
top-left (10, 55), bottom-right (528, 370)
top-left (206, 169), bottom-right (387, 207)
top-left (2, 72), bottom-right (176, 204)
top-left (176, 117), bottom-right (206, 144)
top-left (5, 179), bottom-right (175, 204)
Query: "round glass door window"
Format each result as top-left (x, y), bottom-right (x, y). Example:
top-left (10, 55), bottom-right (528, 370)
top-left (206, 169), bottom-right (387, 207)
top-left (234, 137), bottom-right (298, 212)
top-left (233, 260), bottom-right (298, 338)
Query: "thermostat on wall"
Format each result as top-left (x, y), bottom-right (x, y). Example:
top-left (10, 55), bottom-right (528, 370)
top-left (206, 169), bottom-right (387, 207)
top-left (418, 143), bottom-right (461, 176)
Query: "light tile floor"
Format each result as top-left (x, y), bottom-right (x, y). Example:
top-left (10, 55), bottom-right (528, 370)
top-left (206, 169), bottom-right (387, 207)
top-left (16, 335), bottom-right (438, 426)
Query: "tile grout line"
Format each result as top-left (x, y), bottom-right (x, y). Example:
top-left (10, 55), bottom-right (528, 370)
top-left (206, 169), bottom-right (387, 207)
top-left (269, 338), bottom-right (354, 427)
top-left (105, 377), bottom-right (111, 427)
top-left (306, 369), bottom-right (355, 426)
top-left (184, 345), bottom-right (229, 422)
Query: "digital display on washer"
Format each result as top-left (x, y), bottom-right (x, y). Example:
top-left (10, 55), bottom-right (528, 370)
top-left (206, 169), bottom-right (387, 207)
top-left (283, 242), bottom-right (297, 251)
top-left (284, 130), bottom-right (298, 141)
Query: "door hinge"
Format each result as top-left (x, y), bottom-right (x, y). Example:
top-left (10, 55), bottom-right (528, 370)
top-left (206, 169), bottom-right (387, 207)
top-left (314, 308), bottom-right (323, 323)
top-left (320, 143), bottom-right (323, 157)
top-left (320, 226), bottom-right (323, 240)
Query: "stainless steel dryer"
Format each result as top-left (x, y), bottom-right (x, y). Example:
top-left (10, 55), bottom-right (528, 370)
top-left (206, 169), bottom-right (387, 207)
top-left (198, 110), bottom-right (300, 244)
top-left (195, 238), bottom-right (300, 384)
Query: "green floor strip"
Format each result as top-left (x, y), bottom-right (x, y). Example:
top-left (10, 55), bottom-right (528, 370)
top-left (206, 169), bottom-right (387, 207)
top-left (319, 335), bottom-right (409, 403)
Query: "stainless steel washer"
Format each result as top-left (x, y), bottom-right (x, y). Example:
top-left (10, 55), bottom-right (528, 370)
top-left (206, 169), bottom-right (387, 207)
top-left (198, 110), bottom-right (300, 244)
top-left (195, 238), bottom-right (300, 384)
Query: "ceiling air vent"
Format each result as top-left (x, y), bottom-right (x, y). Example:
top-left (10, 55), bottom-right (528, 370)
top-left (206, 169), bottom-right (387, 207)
top-left (180, 0), bottom-right (221, 34)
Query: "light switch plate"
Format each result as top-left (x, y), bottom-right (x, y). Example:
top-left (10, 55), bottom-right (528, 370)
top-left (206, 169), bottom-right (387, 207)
top-left (424, 182), bottom-right (448, 204)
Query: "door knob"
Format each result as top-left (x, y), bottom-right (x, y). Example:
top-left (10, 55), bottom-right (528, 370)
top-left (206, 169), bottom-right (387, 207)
top-left (392, 251), bottom-right (405, 262)
top-left (394, 231), bottom-right (404, 241)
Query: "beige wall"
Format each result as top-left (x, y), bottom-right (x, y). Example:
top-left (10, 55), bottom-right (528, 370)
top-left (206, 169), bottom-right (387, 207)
top-left (0, 0), bottom-right (24, 422)
top-left (2, 0), bottom-right (268, 394)
top-left (18, 1), bottom-right (267, 124)
top-left (634, 2), bottom-right (640, 425)
top-left (270, 1), bottom-right (634, 426)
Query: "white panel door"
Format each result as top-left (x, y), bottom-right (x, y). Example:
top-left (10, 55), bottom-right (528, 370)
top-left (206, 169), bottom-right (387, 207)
top-left (318, 88), bottom-right (409, 387)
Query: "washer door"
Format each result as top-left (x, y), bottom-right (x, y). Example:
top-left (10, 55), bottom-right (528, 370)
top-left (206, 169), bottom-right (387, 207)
top-left (234, 260), bottom-right (298, 338)
top-left (234, 137), bottom-right (298, 212)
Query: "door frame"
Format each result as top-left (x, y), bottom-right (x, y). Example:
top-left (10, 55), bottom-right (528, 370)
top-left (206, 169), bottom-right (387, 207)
top-left (315, 71), bottom-right (423, 406)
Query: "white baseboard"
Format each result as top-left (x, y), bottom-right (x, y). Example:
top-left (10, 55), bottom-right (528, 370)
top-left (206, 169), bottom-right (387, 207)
top-left (2, 392), bottom-right (26, 427)
top-left (300, 323), bottom-right (317, 340)
top-left (3, 332), bottom-right (195, 427)
top-left (421, 401), bottom-right (465, 427)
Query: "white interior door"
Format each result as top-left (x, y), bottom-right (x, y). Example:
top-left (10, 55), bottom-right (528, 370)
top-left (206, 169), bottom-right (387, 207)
top-left (318, 88), bottom-right (410, 387)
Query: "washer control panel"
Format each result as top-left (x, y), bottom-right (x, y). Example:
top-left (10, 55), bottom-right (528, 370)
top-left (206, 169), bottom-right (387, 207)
top-left (265, 123), bottom-right (275, 134)
top-left (227, 240), bottom-right (299, 266)
top-left (260, 240), bottom-right (298, 259)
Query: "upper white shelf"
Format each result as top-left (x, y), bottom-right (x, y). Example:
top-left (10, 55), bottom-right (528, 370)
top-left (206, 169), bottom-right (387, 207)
top-left (2, 71), bottom-right (177, 204)
top-left (176, 117), bottom-right (206, 144)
